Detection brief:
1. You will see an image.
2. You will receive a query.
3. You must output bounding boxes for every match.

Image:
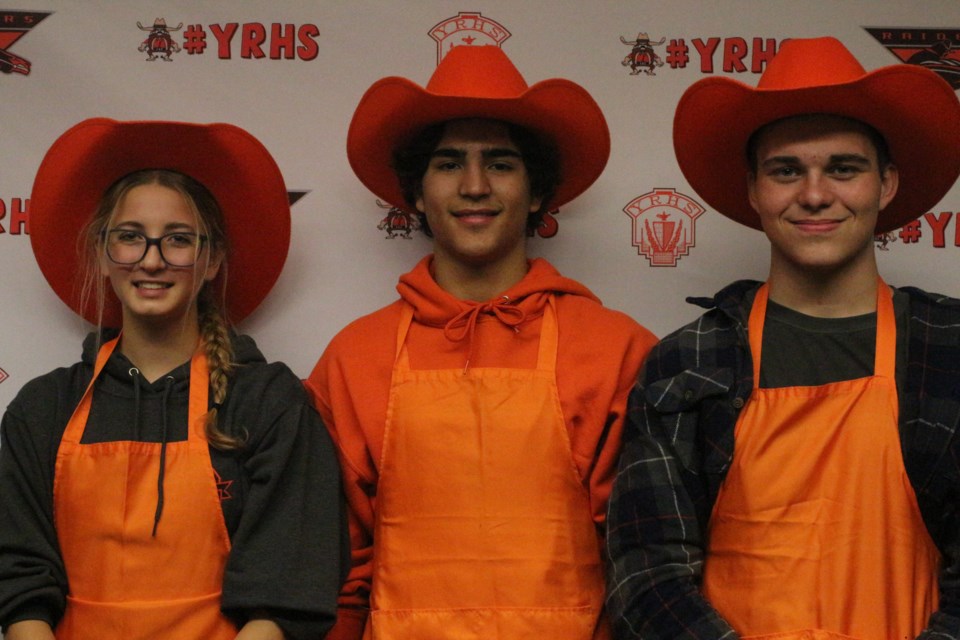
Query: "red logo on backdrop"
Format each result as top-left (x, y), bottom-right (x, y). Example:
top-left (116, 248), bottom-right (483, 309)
top-left (377, 200), bottom-right (421, 239)
top-left (0, 10), bottom-right (51, 75)
top-left (620, 33), bottom-right (665, 75)
top-left (617, 29), bottom-right (782, 77)
top-left (0, 367), bottom-right (8, 385)
top-left (133, 17), bottom-right (320, 61)
top-left (429, 12), bottom-right (510, 63)
top-left (624, 189), bottom-right (704, 266)
top-left (864, 28), bottom-right (960, 89)
top-left (137, 18), bottom-right (183, 61)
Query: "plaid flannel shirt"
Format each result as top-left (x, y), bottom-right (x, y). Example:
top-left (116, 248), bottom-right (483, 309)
top-left (605, 280), bottom-right (960, 640)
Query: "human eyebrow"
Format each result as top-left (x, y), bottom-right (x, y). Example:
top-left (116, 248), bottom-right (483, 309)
top-left (162, 222), bottom-right (197, 232)
top-left (481, 148), bottom-right (523, 161)
top-left (827, 153), bottom-right (871, 167)
top-left (429, 148), bottom-right (466, 160)
top-left (758, 155), bottom-right (800, 169)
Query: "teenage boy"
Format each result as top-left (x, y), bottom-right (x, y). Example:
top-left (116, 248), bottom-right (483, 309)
top-left (606, 37), bottom-right (960, 640)
top-left (308, 45), bottom-right (657, 640)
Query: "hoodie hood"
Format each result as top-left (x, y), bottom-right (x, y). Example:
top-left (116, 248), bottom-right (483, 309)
top-left (396, 255), bottom-right (600, 327)
top-left (77, 328), bottom-right (267, 442)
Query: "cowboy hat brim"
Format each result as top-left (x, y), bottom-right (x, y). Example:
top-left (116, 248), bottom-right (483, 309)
top-left (674, 65), bottom-right (960, 233)
top-left (346, 75), bottom-right (610, 212)
top-left (30, 118), bottom-right (290, 326)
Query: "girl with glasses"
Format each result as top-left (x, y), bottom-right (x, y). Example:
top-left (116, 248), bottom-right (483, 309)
top-left (0, 119), bottom-right (343, 640)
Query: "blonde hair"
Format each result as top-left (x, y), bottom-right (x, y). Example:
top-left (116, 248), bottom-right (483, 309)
top-left (81, 169), bottom-right (246, 450)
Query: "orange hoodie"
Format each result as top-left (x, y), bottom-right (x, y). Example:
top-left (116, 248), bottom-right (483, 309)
top-left (306, 255), bottom-right (656, 640)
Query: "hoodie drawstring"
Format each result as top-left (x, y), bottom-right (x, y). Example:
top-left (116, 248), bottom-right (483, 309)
top-left (443, 296), bottom-right (526, 372)
top-left (129, 368), bottom-right (141, 441)
top-left (151, 375), bottom-right (175, 537)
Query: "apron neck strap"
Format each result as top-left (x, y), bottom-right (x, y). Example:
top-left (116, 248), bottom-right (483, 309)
top-left (748, 277), bottom-right (896, 385)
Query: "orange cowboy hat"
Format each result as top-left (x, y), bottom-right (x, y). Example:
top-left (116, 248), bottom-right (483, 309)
top-left (673, 36), bottom-right (960, 233)
top-left (347, 44), bottom-right (610, 212)
top-left (30, 118), bottom-right (291, 326)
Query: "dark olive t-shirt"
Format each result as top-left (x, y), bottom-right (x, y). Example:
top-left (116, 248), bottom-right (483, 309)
top-left (759, 288), bottom-right (909, 390)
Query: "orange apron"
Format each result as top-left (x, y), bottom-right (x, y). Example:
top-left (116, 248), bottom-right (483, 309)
top-left (702, 280), bottom-right (940, 640)
top-left (366, 299), bottom-right (608, 639)
top-left (53, 337), bottom-right (236, 639)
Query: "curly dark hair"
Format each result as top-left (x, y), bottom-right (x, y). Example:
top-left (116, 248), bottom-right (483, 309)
top-left (391, 119), bottom-right (561, 237)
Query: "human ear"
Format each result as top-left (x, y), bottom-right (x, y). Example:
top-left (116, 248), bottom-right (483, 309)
top-left (878, 164), bottom-right (899, 211)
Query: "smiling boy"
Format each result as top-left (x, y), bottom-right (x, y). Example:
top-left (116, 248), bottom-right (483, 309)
top-left (307, 46), bottom-right (657, 640)
top-left (605, 37), bottom-right (960, 640)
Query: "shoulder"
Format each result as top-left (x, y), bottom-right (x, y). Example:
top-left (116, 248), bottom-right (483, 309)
top-left (898, 287), bottom-right (960, 398)
top-left (305, 300), bottom-right (403, 408)
top-left (3, 361), bottom-right (89, 452)
top-left (230, 360), bottom-right (308, 411)
top-left (900, 286), bottom-right (960, 321)
top-left (8, 361), bottom-right (89, 416)
top-left (639, 284), bottom-right (755, 400)
top-left (901, 286), bottom-right (960, 349)
top-left (553, 293), bottom-right (657, 350)
top-left (226, 335), bottom-right (310, 410)
top-left (317, 300), bottom-right (404, 366)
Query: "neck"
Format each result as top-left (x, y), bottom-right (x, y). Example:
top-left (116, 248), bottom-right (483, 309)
top-left (431, 251), bottom-right (530, 302)
top-left (119, 311), bottom-right (201, 382)
top-left (767, 253), bottom-right (880, 318)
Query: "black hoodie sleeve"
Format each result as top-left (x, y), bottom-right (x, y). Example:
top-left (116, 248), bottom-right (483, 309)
top-left (217, 361), bottom-right (343, 640)
top-left (0, 368), bottom-right (81, 631)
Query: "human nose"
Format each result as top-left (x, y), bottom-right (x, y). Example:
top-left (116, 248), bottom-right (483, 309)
top-left (138, 239), bottom-right (166, 270)
top-left (797, 172), bottom-right (833, 211)
top-left (459, 161), bottom-right (491, 198)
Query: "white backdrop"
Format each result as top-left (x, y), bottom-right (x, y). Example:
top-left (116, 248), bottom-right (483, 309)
top-left (1, 0), bottom-right (959, 413)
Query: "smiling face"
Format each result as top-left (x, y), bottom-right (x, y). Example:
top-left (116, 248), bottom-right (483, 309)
top-left (100, 182), bottom-right (222, 329)
top-left (747, 115), bottom-right (898, 283)
top-left (415, 119), bottom-right (542, 277)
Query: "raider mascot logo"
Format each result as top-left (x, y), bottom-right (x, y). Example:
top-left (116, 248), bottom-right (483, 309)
top-left (864, 27), bottom-right (960, 89)
top-left (0, 10), bottom-right (51, 75)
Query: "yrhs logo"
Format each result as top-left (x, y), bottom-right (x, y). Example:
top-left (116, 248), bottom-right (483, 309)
top-left (624, 188), bottom-right (704, 267)
top-left (429, 12), bottom-right (510, 64)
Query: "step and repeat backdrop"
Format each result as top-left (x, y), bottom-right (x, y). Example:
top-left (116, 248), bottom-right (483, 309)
top-left (1, 0), bottom-right (959, 410)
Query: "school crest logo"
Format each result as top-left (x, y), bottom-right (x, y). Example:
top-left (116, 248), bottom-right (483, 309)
top-left (0, 10), bottom-right (51, 75)
top-left (624, 188), bottom-right (704, 266)
top-left (429, 12), bottom-right (510, 63)
top-left (864, 27), bottom-right (960, 89)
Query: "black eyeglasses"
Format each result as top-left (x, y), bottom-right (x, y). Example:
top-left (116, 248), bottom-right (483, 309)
top-left (105, 229), bottom-right (209, 267)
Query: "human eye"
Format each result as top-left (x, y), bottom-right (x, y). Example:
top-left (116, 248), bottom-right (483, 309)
top-left (488, 159), bottom-right (517, 172)
top-left (163, 232), bottom-right (197, 248)
top-left (766, 164), bottom-right (800, 180)
top-left (430, 158), bottom-right (460, 172)
top-left (111, 229), bottom-right (144, 244)
top-left (827, 163), bottom-right (863, 179)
